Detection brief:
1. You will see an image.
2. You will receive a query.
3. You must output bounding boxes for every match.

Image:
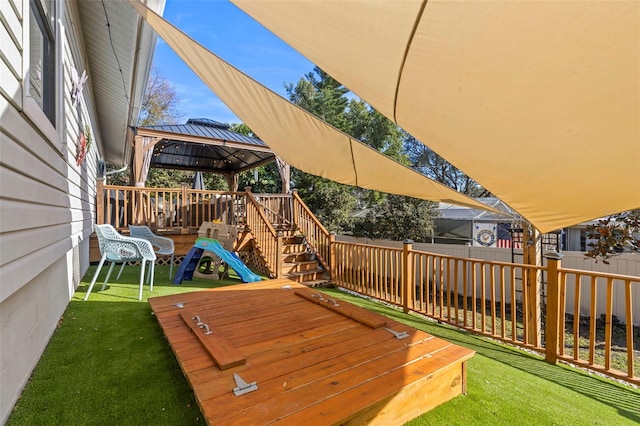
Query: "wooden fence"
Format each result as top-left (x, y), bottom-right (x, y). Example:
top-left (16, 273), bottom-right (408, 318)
top-left (331, 239), bottom-right (639, 385)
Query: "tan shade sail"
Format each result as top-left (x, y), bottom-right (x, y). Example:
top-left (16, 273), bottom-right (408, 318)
top-left (127, 0), bottom-right (497, 213)
top-left (233, 0), bottom-right (640, 233)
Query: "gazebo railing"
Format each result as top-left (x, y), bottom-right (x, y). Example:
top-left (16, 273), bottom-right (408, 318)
top-left (96, 180), bottom-right (246, 231)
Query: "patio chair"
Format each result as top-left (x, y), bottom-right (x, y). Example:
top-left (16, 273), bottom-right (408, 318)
top-left (129, 225), bottom-right (175, 279)
top-left (84, 224), bottom-right (156, 301)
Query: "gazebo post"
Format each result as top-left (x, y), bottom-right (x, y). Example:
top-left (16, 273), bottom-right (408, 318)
top-left (275, 156), bottom-right (290, 193)
top-left (224, 173), bottom-right (239, 192)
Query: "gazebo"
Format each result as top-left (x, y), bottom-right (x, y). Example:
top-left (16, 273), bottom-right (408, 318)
top-left (130, 118), bottom-right (290, 192)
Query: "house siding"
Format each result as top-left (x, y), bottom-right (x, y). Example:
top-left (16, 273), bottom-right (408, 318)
top-left (0, 0), bottom-right (23, 107)
top-left (0, 0), bottom-right (98, 421)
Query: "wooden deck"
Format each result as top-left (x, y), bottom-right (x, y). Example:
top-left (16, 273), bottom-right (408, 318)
top-left (148, 279), bottom-right (474, 425)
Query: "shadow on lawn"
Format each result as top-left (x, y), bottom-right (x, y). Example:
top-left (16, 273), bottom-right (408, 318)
top-left (327, 289), bottom-right (640, 423)
top-left (76, 264), bottom-right (249, 301)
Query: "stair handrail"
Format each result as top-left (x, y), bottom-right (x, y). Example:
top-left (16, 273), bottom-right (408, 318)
top-left (244, 190), bottom-right (279, 276)
top-left (291, 190), bottom-right (331, 270)
top-left (257, 203), bottom-right (292, 228)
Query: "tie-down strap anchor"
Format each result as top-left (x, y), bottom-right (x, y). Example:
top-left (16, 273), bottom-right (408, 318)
top-left (385, 327), bottom-right (409, 339)
top-left (233, 373), bottom-right (258, 396)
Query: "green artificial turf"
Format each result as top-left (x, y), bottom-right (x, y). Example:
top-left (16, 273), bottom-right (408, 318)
top-left (7, 266), bottom-right (640, 425)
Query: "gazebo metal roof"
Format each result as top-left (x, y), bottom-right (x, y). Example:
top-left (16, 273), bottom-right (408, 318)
top-left (137, 118), bottom-right (275, 173)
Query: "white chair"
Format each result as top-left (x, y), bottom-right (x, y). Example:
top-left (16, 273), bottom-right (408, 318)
top-left (85, 224), bottom-right (156, 301)
top-left (129, 225), bottom-right (175, 279)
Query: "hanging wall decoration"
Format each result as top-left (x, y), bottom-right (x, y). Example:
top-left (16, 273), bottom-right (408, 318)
top-left (76, 125), bottom-right (92, 166)
top-left (70, 66), bottom-right (88, 108)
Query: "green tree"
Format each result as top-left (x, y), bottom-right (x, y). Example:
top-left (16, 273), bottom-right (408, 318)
top-left (286, 67), bottom-right (358, 233)
top-left (142, 169), bottom-right (227, 190)
top-left (346, 100), bottom-right (406, 162)
top-left (228, 123), bottom-right (255, 137)
top-left (239, 164), bottom-right (281, 194)
top-left (228, 122), bottom-right (283, 193)
top-left (404, 133), bottom-right (488, 197)
top-left (294, 173), bottom-right (357, 232)
top-left (286, 67), bottom-right (349, 129)
top-left (353, 194), bottom-right (438, 243)
top-left (285, 67), bottom-right (441, 237)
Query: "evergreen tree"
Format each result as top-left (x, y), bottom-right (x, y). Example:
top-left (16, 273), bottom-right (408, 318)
top-left (286, 67), bottom-right (357, 233)
top-left (353, 195), bottom-right (438, 243)
top-left (286, 67), bottom-right (440, 240)
top-left (404, 133), bottom-right (487, 197)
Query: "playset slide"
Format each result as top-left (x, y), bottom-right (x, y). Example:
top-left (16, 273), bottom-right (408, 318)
top-left (173, 238), bottom-right (262, 284)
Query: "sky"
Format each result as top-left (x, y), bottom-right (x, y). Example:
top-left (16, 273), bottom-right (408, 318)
top-left (151, 0), bottom-right (316, 125)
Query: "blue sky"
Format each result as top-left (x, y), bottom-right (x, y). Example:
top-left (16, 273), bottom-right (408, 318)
top-left (151, 0), bottom-right (316, 124)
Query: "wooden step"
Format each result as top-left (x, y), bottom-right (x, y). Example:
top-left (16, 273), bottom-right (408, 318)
top-left (301, 279), bottom-right (332, 288)
top-left (282, 251), bottom-right (309, 263)
top-left (281, 260), bottom-right (319, 274)
top-left (285, 269), bottom-right (328, 283)
top-left (282, 243), bottom-right (306, 254)
top-left (282, 235), bottom-right (305, 245)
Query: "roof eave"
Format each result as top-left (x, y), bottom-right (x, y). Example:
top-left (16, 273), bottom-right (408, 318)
top-left (78, 0), bottom-right (166, 167)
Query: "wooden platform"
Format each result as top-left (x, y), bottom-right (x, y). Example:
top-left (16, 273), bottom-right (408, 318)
top-left (148, 279), bottom-right (474, 425)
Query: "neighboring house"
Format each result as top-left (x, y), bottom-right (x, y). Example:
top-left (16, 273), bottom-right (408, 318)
top-left (0, 0), bottom-right (165, 421)
top-left (435, 197), bottom-right (580, 251)
top-left (434, 197), bottom-right (519, 247)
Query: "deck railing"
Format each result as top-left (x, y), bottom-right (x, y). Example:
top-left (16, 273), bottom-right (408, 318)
top-left (292, 190), bottom-right (331, 270)
top-left (245, 191), bottom-right (279, 277)
top-left (96, 182), bottom-right (329, 279)
top-left (97, 180), bottom-right (246, 231)
top-left (253, 193), bottom-right (293, 228)
top-left (332, 239), bottom-right (639, 385)
top-left (555, 267), bottom-right (639, 382)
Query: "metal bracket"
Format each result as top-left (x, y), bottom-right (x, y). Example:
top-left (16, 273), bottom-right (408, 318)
top-left (385, 328), bottom-right (409, 339)
top-left (233, 373), bottom-right (258, 396)
top-left (173, 302), bottom-right (185, 309)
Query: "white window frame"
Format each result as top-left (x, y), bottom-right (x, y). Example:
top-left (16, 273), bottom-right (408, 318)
top-left (22, 0), bottom-right (64, 147)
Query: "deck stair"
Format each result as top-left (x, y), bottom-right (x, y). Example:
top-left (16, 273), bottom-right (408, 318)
top-left (279, 234), bottom-right (329, 287)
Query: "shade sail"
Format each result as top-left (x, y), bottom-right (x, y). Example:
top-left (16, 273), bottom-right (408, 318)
top-left (232, 0), bottom-right (640, 233)
top-left (127, 0), bottom-right (496, 213)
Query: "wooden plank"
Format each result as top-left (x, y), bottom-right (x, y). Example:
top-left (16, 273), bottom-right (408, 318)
top-left (179, 310), bottom-right (246, 370)
top-left (294, 288), bottom-right (387, 328)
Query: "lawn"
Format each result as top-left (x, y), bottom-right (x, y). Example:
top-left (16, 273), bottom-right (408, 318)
top-left (7, 265), bottom-right (640, 425)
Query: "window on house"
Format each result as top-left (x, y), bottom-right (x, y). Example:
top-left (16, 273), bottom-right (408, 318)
top-left (29, 0), bottom-right (56, 125)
